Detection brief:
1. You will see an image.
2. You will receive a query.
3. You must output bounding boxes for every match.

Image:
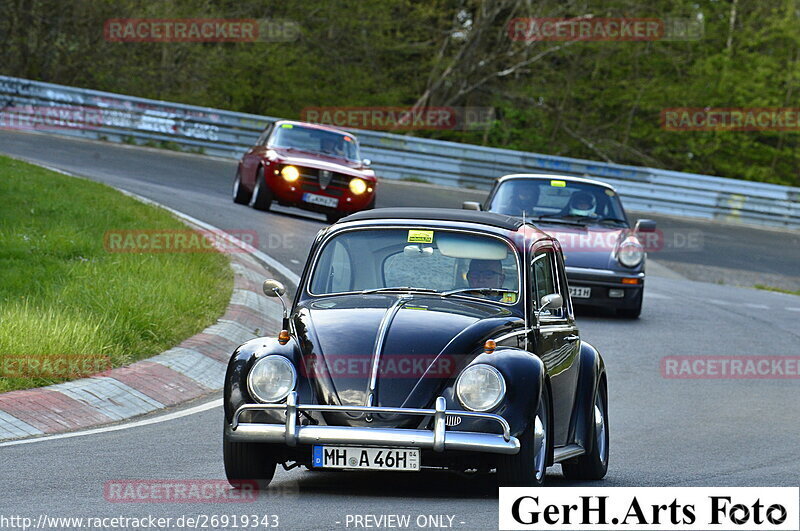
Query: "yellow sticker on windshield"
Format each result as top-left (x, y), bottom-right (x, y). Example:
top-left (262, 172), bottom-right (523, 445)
top-left (407, 230), bottom-right (434, 243)
top-left (501, 293), bottom-right (517, 303)
top-left (281, 123), bottom-right (293, 128)
top-left (550, 180), bottom-right (566, 187)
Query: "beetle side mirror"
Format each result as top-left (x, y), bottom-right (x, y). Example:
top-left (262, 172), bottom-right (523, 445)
top-left (635, 219), bottom-right (657, 232)
top-left (263, 279), bottom-right (286, 297)
top-left (362, 158), bottom-right (371, 167)
top-left (263, 279), bottom-right (289, 329)
top-left (462, 201), bottom-right (482, 211)
top-left (539, 293), bottom-right (563, 312)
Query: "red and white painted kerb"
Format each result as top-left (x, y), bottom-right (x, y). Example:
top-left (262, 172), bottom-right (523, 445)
top-left (0, 252), bottom-right (284, 441)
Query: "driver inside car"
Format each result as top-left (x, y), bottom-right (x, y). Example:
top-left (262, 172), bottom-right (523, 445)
top-left (565, 191), bottom-right (598, 218)
top-left (320, 136), bottom-right (345, 156)
top-left (466, 259), bottom-right (506, 300)
top-left (506, 183), bottom-right (540, 217)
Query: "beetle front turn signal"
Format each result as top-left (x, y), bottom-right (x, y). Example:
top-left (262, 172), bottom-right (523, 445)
top-left (484, 340), bottom-right (496, 353)
top-left (621, 278), bottom-right (641, 285)
top-left (278, 330), bottom-right (290, 345)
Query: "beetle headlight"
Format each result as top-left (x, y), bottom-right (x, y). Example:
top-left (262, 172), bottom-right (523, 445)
top-left (281, 165), bottom-right (300, 182)
top-left (618, 239), bottom-right (644, 268)
top-left (247, 355), bottom-right (297, 403)
top-left (455, 364), bottom-right (506, 412)
top-left (349, 177), bottom-right (367, 195)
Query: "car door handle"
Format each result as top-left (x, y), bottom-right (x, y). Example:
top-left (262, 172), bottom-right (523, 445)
top-left (565, 335), bottom-right (580, 342)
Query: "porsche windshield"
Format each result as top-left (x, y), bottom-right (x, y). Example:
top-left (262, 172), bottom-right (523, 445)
top-left (309, 228), bottom-right (520, 304)
top-left (269, 124), bottom-right (360, 161)
top-left (489, 179), bottom-right (627, 224)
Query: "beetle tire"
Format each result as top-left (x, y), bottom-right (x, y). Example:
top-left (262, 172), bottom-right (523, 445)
top-left (232, 168), bottom-right (251, 205)
top-left (248, 167), bottom-right (273, 211)
top-left (561, 379), bottom-right (609, 480)
top-left (496, 384), bottom-right (551, 487)
top-left (223, 428), bottom-right (277, 489)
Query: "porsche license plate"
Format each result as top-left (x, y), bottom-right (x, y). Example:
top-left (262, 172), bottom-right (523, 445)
top-left (569, 286), bottom-right (592, 299)
top-left (312, 446), bottom-right (420, 471)
top-left (302, 193), bottom-right (338, 208)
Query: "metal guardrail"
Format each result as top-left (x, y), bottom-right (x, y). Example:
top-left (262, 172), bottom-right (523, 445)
top-left (2, 75), bottom-right (799, 229)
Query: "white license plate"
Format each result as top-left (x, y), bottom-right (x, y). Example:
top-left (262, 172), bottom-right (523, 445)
top-left (312, 446), bottom-right (420, 471)
top-left (569, 286), bottom-right (592, 299)
top-left (302, 193), bottom-right (338, 208)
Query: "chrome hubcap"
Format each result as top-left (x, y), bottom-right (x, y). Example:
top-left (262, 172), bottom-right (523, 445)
top-left (594, 395), bottom-right (608, 466)
top-left (533, 401), bottom-right (547, 481)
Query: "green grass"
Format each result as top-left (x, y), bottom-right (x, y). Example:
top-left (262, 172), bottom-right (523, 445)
top-left (754, 284), bottom-right (800, 296)
top-left (0, 156), bottom-right (233, 393)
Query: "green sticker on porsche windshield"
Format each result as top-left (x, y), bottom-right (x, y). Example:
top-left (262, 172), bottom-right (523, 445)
top-left (281, 123), bottom-right (293, 128)
top-left (550, 180), bottom-right (566, 187)
top-left (407, 230), bottom-right (434, 243)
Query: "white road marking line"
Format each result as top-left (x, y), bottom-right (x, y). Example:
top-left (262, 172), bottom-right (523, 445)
top-left (0, 399), bottom-right (222, 448)
top-left (743, 303), bottom-right (770, 309)
top-left (786, 307), bottom-right (800, 312)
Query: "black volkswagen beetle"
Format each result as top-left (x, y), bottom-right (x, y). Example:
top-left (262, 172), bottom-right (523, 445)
top-left (223, 208), bottom-right (608, 488)
top-left (465, 174), bottom-right (657, 318)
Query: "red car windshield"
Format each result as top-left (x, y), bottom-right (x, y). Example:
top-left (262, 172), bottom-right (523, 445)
top-left (269, 124), bottom-right (360, 161)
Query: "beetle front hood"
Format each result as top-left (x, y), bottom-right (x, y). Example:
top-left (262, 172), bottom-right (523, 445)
top-left (293, 294), bottom-right (517, 427)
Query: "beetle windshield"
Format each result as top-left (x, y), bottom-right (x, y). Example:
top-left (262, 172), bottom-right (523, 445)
top-left (309, 228), bottom-right (520, 304)
top-left (269, 123), bottom-right (360, 161)
top-left (488, 179), bottom-right (627, 225)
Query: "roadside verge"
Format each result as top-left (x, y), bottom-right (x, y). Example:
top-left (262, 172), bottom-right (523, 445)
top-left (0, 163), bottom-right (294, 442)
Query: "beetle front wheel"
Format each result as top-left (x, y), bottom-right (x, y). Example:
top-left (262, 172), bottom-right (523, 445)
top-left (561, 380), bottom-right (609, 480)
top-left (496, 384), bottom-right (550, 487)
top-left (223, 426), bottom-right (277, 489)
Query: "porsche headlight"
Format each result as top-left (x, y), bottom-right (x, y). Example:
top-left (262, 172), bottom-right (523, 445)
top-left (247, 355), bottom-right (297, 403)
top-left (281, 165), bottom-right (300, 182)
top-left (349, 177), bottom-right (367, 195)
top-left (455, 364), bottom-right (506, 412)
top-left (618, 239), bottom-right (644, 268)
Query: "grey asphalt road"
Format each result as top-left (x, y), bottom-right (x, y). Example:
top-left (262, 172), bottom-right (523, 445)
top-left (1, 130), bottom-right (799, 530)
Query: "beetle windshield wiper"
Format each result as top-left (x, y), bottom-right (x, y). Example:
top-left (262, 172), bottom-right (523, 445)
top-left (440, 287), bottom-right (516, 297)
top-left (359, 286), bottom-right (441, 294)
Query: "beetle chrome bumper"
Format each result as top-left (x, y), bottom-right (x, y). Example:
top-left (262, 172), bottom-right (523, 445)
top-left (228, 392), bottom-right (520, 455)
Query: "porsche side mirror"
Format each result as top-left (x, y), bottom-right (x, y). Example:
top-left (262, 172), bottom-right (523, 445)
top-left (635, 219), bottom-right (657, 232)
top-left (539, 293), bottom-right (563, 311)
top-left (462, 201), bottom-right (481, 211)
